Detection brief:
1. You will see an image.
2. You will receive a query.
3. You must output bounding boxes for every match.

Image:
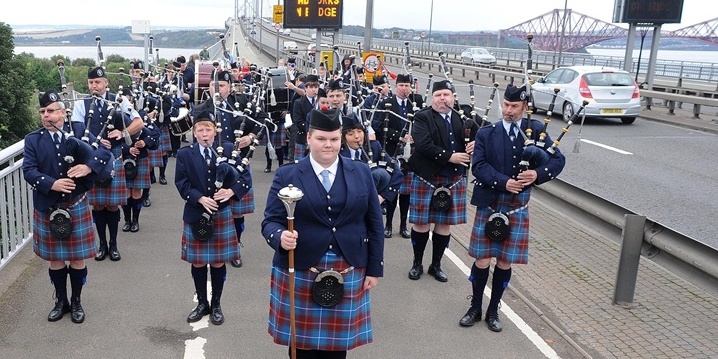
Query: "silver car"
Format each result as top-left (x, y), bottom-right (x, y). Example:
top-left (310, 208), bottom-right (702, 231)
top-left (460, 47), bottom-right (497, 65)
top-left (531, 66), bottom-right (641, 124)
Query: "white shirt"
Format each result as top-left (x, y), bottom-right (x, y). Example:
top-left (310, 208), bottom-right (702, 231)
top-left (309, 156), bottom-right (339, 185)
top-left (502, 119), bottom-right (523, 137)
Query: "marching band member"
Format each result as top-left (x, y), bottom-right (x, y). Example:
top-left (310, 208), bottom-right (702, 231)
top-left (70, 66), bottom-right (144, 262)
top-left (291, 74), bottom-right (321, 162)
top-left (262, 106), bottom-right (384, 358)
top-left (458, 84), bottom-right (565, 332)
top-left (406, 80), bottom-right (478, 283)
top-left (175, 110), bottom-right (251, 325)
top-left (339, 111), bottom-right (403, 209)
top-left (161, 61), bottom-right (187, 157)
top-left (192, 69), bottom-right (264, 268)
top-left (119, 88), bottom-right (160, 233)
top-left (362, 75), bottom-right (392, 131)
top-left (24, 90), bottom-right (113, 323)
top-left (374, 74), bottom-right (425, 239)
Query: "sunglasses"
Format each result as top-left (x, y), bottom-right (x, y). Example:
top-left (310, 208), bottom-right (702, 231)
top-left (39, 108), bottom-right (61, 115)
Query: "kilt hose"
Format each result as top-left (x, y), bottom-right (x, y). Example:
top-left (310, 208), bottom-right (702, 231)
top-left (268, 251), bottom-right (372, 351)
top-left (33, 197), bottom-right (97, 261)
top-left (469, 189), bottom-right (532, 264)
top-left (181, 206), bottom-right (240, 265)
top-left (87, 157), bottom-right (127, 207)
top-left (408, 174), bottom-right (467, 225)
top-left (125, 157), bottom-right (152, 189)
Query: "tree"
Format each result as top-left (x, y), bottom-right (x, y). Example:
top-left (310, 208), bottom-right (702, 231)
top-left (0, 22), bottom-right (36, 149)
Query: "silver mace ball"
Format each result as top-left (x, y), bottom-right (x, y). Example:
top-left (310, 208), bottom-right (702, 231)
top-left (278, 184), bottom-right (304, 218)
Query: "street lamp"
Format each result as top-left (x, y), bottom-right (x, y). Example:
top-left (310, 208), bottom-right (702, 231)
top-left (555, 0), bottom-right (568, 69)
top-left (427, 0), bottom-right (434, 56)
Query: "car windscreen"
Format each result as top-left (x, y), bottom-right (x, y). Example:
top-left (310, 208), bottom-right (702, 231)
top-left (584, 72), bottom-right (633, 86)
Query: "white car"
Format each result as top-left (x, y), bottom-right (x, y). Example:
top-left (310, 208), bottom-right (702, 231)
top-left (531, 66), bottom-right (641, 124)
top-left (311, 33), bottom-right (317, 40)
top-left (307, 43), bottom-right (331, 55)
top-left (283, 41), bottom-right (298, 51)
top-left (460, 47), bottom-right (497, 65)
top-left (283, 29), bottom-right (292, 36)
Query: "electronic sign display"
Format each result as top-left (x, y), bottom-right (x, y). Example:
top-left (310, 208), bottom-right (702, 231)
top-left (283, 0), bottom-right (343, 29)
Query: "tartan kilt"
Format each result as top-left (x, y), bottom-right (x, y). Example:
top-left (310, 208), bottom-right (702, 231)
top-left (261, 123), bottom-right (286, 148)
top-left (33, 197), bottom-right (96, 261)
top-left (268, 251), bottom-right (372, 351)
top-left (469, 190), bottom-right (532, 264)
top-left (231, 164), bottom-right (255, 216)
top-left (148, 147), bottom-right (165, 168)
top-left (158, 126), bottom-right (172, 154)
top-left (399, 170), bottom-right (413, 195)
top-left (87, 158), bottom-right (127, 207)
top-left (125, 157), bottom-right (152, 189)
top-left (181, 206), bottom-right (240, 265)
top-left (408, 174), bottom-right (467, 225)
top-left (294, 143), bottom-right (307, 162)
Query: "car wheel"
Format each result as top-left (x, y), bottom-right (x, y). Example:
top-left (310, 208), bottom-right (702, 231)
top-left (562, 102), bottom-right (574, 123)
top-left (620, 117), bottom-right (636, 124)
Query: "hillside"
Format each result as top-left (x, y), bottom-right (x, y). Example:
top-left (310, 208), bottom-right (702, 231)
top-left (13, 27), bottom-right (224, 48)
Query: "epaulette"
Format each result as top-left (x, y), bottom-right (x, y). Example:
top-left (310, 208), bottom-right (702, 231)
top-left (26, 128), bottom-right (45, 138)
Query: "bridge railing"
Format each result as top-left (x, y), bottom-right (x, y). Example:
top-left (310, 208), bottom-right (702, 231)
top-left (0, 141), bottom-right (33, 271)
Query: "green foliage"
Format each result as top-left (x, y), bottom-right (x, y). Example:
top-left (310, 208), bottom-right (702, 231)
top-left (0, 22), bottom-right (36, 149)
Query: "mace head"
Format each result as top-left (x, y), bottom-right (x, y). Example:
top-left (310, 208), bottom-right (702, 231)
top-left (278, 184), bottom-right (304, 216)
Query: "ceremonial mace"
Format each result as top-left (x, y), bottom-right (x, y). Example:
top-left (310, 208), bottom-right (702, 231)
top-left (278, 184), bottom-right (304, 359)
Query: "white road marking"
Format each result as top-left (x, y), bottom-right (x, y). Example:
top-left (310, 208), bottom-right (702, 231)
top-left (445, 248), bottom-right (561, 359)
top-left (183, 337), bottom-right (207, 359)
top-left (184, 282), bottom-right (212, 358)
top-left (579, 139), bottom-right (633, 155)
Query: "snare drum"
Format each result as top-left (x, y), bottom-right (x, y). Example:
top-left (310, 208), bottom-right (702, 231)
top-left (169, 107), bottom-right (192, 136)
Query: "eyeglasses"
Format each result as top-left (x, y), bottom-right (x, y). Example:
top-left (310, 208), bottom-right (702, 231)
top-left (38, 108), bottom-right (61, 115)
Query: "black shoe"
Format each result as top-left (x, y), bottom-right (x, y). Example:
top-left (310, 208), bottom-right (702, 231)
top-left (122, 221), bottom-right (131, 232)
top-left (427, 264), bottom-right (448, 282)
top-left (130, 221), bottom-right (139, 232)
top-left (47, 300), bottom-right (70, 322)
top-left (187, 302), bottom-right (210, 322)
top-left (70, 299), bottom-right (85, 324)
top-left (459, 307), bottom-right (482, 327)
top-left (109, 246), bottom-right (121, 261)
top-left (143, 198), bottom-right (151, 207)
top-left (159, 177), bottom-right (168, 185)
top-left (264, 167), bottom-right (271, 173)
top-left (94, 245), bottom-right (108, 261)
top-left (181, 137), bottom-right (189, 143)
top-left (408, 264), bottom-right (423, 280)
top-left (485, 311), bottom-right (503, 332)
top-left (400, 228), bottom-right (411, 239)
top-left (384, 225), bottom-right (392, 238)
top-left (230, 257), bottom-right (243, 268)
top-left (210, 304), bottom-right (225, 325)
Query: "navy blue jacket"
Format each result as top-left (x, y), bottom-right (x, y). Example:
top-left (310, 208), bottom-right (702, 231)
top-left (262, 156), bottom-right (385, 277)
top-left (23, 127), bottom-right (113, 211)
top-left (470, 119), bottom-right (566, 207)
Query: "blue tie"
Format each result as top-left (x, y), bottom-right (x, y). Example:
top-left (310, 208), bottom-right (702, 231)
top-left (509, 123), bottom-right (518, 142)
top-left (54, 133), bottom-right (61, 149)
top-left (204, 147), bottom-right (212, 166)
top-left (321, 169), bottom-right (332, 192)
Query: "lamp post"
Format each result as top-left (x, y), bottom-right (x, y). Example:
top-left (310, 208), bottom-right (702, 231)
top-left (427, 0), bottom-right (434, 56)
top-left (556, 0), bottom-right (568, 69)
top-left (635, 27), bottom-right (649, 83)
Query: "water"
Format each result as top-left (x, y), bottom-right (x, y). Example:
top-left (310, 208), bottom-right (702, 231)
top-left (14, 46), bottom-right (202, 61)
top-left (586, 48), bottom-right (718, 64)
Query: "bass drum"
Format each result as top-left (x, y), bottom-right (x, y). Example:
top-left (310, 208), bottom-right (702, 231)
top-left (169, 107), bottom-right (192, 136)
top-left (194, 60), bottom-right (216, 105)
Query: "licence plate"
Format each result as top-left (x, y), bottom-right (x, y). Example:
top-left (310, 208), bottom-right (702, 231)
top-left (601, 108), bottom-right (623, 114)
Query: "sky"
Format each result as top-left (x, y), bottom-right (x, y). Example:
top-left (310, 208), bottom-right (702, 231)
top-left (3, 0), bottom-right (712, 32)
